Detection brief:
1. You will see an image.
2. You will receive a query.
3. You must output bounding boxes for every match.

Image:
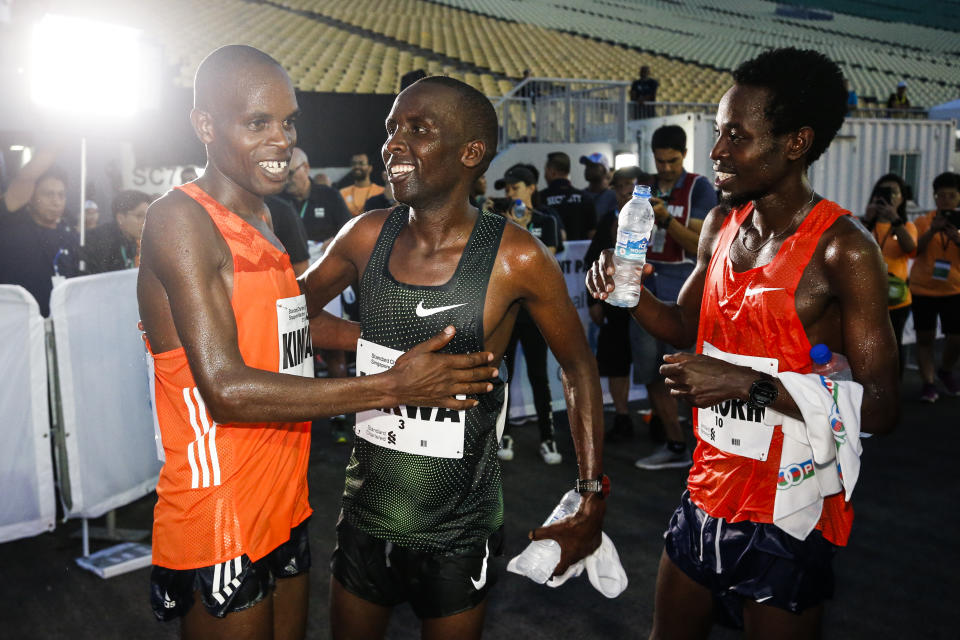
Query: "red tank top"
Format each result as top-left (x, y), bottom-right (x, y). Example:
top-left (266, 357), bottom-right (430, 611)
top-left (147, 183), bottom-right (312, 569)
top-left (689, 198), bottom-right (854, 546)
top-left (644, 172), bottom-right (700, 264)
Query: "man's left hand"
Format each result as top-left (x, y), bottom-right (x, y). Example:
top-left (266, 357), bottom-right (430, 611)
top-left (529, 492), bottom-right (605, 577)
top-left (660, 352), bottom-right (755, 407)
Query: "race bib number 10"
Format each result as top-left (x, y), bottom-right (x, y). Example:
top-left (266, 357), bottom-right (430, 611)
top-left (354, 338), bottom-right (466, 458)
top-left (698, 342), bottom-right (779, 461)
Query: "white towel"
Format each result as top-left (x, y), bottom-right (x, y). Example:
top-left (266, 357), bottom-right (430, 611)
top-left (508, 532), bottom-right (629, 598)
top-left (764, 372), bottom-right (864, 540)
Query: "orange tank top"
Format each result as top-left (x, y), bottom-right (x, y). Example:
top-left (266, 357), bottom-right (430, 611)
top-left (148, 183), bottom-right (312, 569)
top-left (690, 199), bottom-right (854, 546)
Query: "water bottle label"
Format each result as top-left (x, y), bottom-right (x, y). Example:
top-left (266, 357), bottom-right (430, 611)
top-left (615, 231), bottom-right (648, 260)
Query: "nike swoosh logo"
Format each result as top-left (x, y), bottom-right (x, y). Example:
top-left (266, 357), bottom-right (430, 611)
top-left (471, 541), bottom-right (490, 590)
top-left (744, 287), bottom-right (784, 297)
top-left (415, 300), bottom-right (467, 317)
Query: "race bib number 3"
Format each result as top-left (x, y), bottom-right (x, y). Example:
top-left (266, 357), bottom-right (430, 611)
top-left (698, 342), bottom-right (778, 461)
top-left (277, 295), bottom-right (314, 378)
top-left (355, 338), bottom-right (466, 458)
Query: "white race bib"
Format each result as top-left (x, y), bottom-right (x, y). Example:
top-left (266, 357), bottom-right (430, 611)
top-left (697, 342), bottom-right (779, 461)
top-left (276, 295), bottom-right (314, 377)
top-left (354, 338), bottom-right (466, 458)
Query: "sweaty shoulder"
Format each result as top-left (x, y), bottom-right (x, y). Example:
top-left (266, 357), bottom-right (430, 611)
top-left (498, 217), bottom-right (555, 270)
top-left (141, 189), bottom-right (224, 266)
top-left (819, 208), bottom-right (879, 271)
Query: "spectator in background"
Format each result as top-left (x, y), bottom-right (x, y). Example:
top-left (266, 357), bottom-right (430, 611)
top-left (861, 174), bottom-right (917, 378)
top-left (580, 152), bottom-right (617, 219)
top-left (492, 165), bottom-right (562, 465)
top-left (629, 124), bottom-right (716, 468)
top-left (83, 200), bottom-right (100, 230)
top-left (312, 172), bottom-right (331, 187)
top-left (470, 173), bottom-right (488, 209)
top-left (0, 162), bottom-right (78, 316)
top-left (279, 147), bottom-right (351, 246)
top-left (179, 165), bottom-right (198, 184)
top-left (539, 151), bottom-right (596, 241)
top-left (82, 189), bottom-right (152, 273)
top-left (265, 195), bottom-right (310, 275)
top-left (586, 166), bottom-right (645, 441)
top-left (909, 171), bottom-right (960, 402)
top-left (363, 170), bottom-right (398, 211)
top-left (629, 65), bottom-right (659, 118)
top-left (340, 153), bottom-right (383, 216)
top-left (845, 79), bottom-right (858, 116)
top-left (886, 80), bottom-right (911, 116)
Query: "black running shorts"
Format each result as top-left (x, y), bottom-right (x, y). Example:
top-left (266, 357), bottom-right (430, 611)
top-left (664, 492), bottom-right (836, 628)
top-left (150, 517), bottom-right (311, 621)
top-left (330, 517), bottom-right (502, 619)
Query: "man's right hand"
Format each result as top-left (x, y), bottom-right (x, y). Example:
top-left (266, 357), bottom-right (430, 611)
top-left (389, 326), bottom-right (498, 410)
top-left (584, 249), bottom-right (653, 303)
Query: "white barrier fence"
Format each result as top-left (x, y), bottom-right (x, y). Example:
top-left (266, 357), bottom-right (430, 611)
top-left (0, 286), bottom-right (55, 544)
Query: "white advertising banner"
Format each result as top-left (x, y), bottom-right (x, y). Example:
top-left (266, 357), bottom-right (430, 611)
top-left (0, 286), bottom-right (55, 543)
top-left (49, 269), bottom-right (162, 519)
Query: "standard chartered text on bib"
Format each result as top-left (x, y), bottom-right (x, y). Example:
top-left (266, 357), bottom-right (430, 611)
top-left (354, 338), bottom-right (466, 458)
top-left (698, 342), bottom-right (778, 461)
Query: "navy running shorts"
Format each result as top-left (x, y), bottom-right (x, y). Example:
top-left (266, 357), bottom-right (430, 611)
top-left (330, 516), bottom-right (503, 619)
top-left (664, 491), bottom-right (836, 628)
top-left (150, 517), bottom-right (311, 621)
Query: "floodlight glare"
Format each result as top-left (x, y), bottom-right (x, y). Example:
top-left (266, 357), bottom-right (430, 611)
top-left (30, 14), bottom-right (142, 117)
top-left (614, 153), bottom-right (639, 169)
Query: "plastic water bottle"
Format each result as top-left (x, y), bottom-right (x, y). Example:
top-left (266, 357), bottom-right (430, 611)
top-left (810, 344), bottom-right (852, 381)
top-left (513, 199), bottom-right (526, 217)
top-left (607, 185), bottom-right (655, 307)
top-left (513, 490), bottom-right (582, 584)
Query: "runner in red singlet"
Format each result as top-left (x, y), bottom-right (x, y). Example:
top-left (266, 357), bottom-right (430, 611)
top-left (587, 48), bottom-right (899, 639)
top-left (137, 45), bottom-right (499, 640)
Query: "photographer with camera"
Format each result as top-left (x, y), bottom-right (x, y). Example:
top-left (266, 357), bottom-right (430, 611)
top-left (909, 171), bottom-right (960, 402)
top-left (862, 174), bottom-right (917, 378)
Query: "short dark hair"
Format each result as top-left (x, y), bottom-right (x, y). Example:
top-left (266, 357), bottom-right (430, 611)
top-left (195, 45), bottom-right (284, 113)
top-left (732, 48), bottom-right (846, 167)
top-left (651, 125), bottom-right (686, 152)
top-left (113, 190), bottom-right (153, 216)
top-left (546, 152), bottom-right (570, 175)
top-left (414, 76), bottom-right (498, 174)
top-left (933, 171), bottom-right (960, 193)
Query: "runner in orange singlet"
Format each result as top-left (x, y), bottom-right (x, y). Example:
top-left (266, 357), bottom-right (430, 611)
top-left (137, 45), bottom-right (499, 640)
top-left (587, 48), bottom-right (899, 639)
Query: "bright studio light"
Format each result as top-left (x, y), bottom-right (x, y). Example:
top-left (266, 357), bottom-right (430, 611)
top-left (30, 14), bottom-right (143, 117)
top-left (614, 153), bottom-right (639, 169)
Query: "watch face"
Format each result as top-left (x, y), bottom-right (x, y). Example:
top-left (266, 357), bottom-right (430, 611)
top-left (750, 379), bottom-right (778, 408)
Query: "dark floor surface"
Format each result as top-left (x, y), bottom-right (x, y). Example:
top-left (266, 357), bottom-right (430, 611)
top-left (1, 366), bottom-right (958, 639)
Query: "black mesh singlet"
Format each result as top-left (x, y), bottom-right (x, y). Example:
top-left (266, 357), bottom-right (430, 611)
top-left (342, 206), bottom-right (507, 554)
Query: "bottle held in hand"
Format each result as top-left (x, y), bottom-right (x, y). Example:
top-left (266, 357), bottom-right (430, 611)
top-left (512, 490), bottom-right (582, 584)
top-left (607, 185), bottom-right (655, 307)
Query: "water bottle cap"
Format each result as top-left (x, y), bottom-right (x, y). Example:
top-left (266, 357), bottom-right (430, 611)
top-left (810, 343), bottom-right (832, 365)
top-left (513, 199), bottom-right (524, 207)
top-left (632, 185), bottom-right (651, 199)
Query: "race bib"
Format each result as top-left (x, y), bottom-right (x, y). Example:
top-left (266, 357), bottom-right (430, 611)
top-left (697, 342), bottom-right (778, 461)
top-left (354, 338), bottom-right (466, 458)
top-left (932, 259), bottom-right (951, 281)
top-left (276, 295), bottom-right (314, 377)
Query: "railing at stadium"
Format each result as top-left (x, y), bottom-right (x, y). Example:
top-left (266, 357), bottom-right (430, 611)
top-left (493, 81), bottom-right (933, 147)
top-left (493, 78), bottom-right (630, 148)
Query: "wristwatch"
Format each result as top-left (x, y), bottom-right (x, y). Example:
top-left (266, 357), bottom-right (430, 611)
top-left (747, 376), bottom-right (778, 410)
top-left (655, 214), bottom-right (673, 230)
top-left (575, 473), bottom-right (610, 499)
